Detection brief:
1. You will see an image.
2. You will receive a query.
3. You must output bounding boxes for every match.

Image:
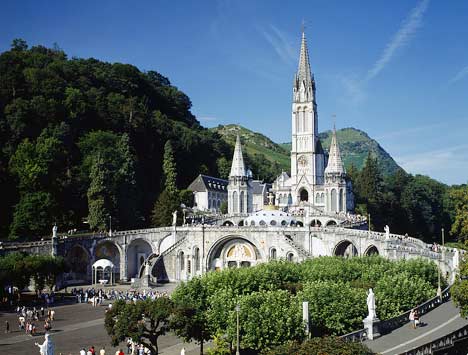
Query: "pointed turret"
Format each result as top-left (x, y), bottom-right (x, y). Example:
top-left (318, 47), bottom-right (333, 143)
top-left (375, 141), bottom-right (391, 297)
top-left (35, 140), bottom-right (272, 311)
top-left (229, 135), bottom-right (246, 177)
top-left (228, 135), bottom-right (252, 214)
top-left (296, 30), bottom-right (313, 87)
top-left (325, 126), bottom-right (345, 175)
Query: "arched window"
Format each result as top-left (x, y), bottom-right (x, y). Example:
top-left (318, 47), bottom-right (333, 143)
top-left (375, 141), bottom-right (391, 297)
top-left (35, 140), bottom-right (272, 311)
top-left (288, 194), bottom-right (293, 204)
top-left (321, 193), bottom-right (325, 204)
top-left (250, 221), bottom-right (255, 226)
top-left (259, 220), bottom-right (266, 226)
top-left (240, 191), bottom-right (245, 213)
top-left (270, 220), bottom-right (277, 226)
top-left (303, 108), bottom-right (307, 132)
top-left (179, 251), bottom-right (185, 272)
top-left (300, 189), bottom-right (309, 202)
top-left (315, 193), bottom-right (320, 204)
top-left (331, 189), bottom-right (337, 212)
top-left (287, 252), bottom-right (294, 262)
top-left (339, 189), bottom-right (344, 212)
top-left (194, 248), bottom-right (200, 272)
top-left (232, 191), bottom-right (238, 213)
top-left (270, 248), bottom-right (277, 260)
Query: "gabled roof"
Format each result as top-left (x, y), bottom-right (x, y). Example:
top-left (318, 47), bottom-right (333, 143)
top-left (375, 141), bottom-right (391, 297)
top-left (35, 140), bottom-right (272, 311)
top-left (251, 180), bottom-right (272, 195)
top-left (188, 174), bottom-right (228, 193)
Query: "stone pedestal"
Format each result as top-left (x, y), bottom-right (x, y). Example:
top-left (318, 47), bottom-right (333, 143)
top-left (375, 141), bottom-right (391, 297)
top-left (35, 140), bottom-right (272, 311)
top-left (363, 317), bottom-right (380, 340)
top-left (141, 275), bottom-right (150, 287)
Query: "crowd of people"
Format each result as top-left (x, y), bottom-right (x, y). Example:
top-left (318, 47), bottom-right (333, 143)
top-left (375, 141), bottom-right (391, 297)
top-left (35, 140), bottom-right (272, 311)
top-left (71, 287), bottom-right (168, 304)
top-left (8, 305), bottom-right (56, 336)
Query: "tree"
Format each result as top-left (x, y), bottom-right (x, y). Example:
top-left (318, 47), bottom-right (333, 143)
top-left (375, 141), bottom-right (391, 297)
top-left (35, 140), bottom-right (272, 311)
top-left (163, 140), bottom-right (178, 195)
top-left (216, 157), bottom-right (231, 179)
top-left (263, 336), bottom-right (375, 355)
top-left (9, 191), bottom-right (56, 239)
top-left (151, 190), bottom-right (180, 227)
top-left (452, 248), bottom-right (468, 317)
top-left (105, 297), bottom-right (173, 355)
top-left (171, 278), bottom-right (211, 355)
top-left (450, 185), bottom-right (468, 241)
top-left (220, 200), bottom-right (228, 214)
top-left (87, 156), bottom-right (113, 230)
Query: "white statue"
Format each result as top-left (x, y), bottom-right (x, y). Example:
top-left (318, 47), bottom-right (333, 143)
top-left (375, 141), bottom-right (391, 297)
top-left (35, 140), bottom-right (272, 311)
top-left (35, 333), bottom-right (54, 355)
top-left (172, 210), bottom-right (178, 226)
top-left (144, 262), bottom-right (151, 277)
top-left (180, 347), bottom-right (186, 355)
top-left (384, 225), bottom-right (390, 239)
top-left (366, 288), bottom-right (376, 320)
top-left (52, 224), bottom-right (58, 239)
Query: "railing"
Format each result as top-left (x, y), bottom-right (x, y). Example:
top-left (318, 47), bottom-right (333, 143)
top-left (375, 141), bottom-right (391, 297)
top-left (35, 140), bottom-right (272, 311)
top-left (283, 235), bottom-right (312, 258)
top-left (341, 286), bottom-right (451, 342)
top-left (401, 324), bottom-right (468, 354)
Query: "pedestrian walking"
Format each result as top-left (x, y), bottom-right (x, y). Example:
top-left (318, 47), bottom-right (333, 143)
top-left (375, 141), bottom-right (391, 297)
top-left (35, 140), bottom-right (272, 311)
top-left (5, 320), bottom-right (9, 333)
top-left (99, 347), bottom-right (106, 355)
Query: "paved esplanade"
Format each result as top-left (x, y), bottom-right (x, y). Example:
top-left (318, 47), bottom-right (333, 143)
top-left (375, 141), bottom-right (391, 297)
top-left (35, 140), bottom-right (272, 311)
top-left (364, 300), bottom-right (468, 354)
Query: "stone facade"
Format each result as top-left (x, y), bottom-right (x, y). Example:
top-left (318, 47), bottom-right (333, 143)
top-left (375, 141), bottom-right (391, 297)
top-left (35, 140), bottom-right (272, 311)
top-left (272, 30), bottom-right (352, 214)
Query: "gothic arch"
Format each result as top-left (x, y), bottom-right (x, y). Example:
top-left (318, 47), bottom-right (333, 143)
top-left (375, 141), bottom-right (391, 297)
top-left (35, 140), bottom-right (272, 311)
top-left (126, 238), bottom-right (154, 279)
top-left (269, 247), bottom-right (277, 260)
top-left (326, 220), bottom-right (337, 227)
top-left (205, 234), bottom-right (264, 271)
top-left (334, 240), bottom-right (358, 257)
top-left (232, 191), bottom-right (238, 213)
top-left (94, 240), bottom-right (122, 280)
top-left (331, 189), bottom-right (337, 212)
top-left (364, 245), bottom-right (379, 256)
top-left (299, 188), bottom-right (309, 202)
top-left (240, 191), bottom-right (245, 213)
top-left (66, 244), bottom-right (91, 278)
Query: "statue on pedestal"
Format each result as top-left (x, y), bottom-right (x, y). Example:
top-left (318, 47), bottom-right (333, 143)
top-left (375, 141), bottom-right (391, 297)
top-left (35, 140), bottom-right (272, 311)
top-left (384, 225), bottom-right (390, 239)
top-left (172, 210), bottom-right (178, 227)
top-left (52, 224), bottom-right (58, 239)
top-left (366, 288), bottom-right (376, 320)
top-left (35, 333), bottom-right (54, 355)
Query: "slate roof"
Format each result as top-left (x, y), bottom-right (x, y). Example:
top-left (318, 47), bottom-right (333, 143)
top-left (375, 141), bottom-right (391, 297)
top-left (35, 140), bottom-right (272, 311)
top-left (188, 174), bottom-right (228, 193)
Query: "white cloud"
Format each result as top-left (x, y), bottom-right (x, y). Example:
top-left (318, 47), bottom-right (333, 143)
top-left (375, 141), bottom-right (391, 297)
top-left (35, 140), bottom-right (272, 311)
top-left (366, 0), bottom-right (430, 81)
top-left (258, 24), bottom-right (296, 65)
top-left (395, 144), bottom-right (468, 185)
top-left (448, 66), bottom-right (468, 85)
top-left (340, 0), bottom-right (430, 106)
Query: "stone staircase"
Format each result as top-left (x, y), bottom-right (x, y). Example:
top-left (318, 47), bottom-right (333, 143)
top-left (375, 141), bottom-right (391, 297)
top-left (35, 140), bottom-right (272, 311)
top-left (283, 235), bottom-right (312, 258)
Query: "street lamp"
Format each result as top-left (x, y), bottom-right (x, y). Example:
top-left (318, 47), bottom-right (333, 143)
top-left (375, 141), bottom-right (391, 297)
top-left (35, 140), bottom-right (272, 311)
top-left (235, 303), bottom-right (240, 355)
top-left (109, 215), bottom-right (112, 237)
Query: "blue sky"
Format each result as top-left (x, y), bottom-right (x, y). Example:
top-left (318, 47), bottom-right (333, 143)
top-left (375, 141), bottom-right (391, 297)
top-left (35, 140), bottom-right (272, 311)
top-left (1, 0), bottom-right (468, 185)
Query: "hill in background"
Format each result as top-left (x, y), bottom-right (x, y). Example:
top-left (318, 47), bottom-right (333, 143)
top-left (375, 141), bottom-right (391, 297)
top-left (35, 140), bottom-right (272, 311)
top-left (212, 124), bottom-right (402, 177)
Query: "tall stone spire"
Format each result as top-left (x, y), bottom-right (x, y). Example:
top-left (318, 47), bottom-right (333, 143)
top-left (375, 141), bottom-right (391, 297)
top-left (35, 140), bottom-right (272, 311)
top-left (296, 30), bottom-right (313, 87)
top-left (325, 126), bottom-right (345, 175)
top-left (229, 135), bottom-right (246, 177)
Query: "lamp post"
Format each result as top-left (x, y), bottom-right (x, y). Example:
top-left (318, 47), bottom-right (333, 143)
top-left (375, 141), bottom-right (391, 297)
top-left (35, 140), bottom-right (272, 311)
top-left (235, 303), bottom-right (240, 355)
top-left (109, 215), bottom-right (112, 237)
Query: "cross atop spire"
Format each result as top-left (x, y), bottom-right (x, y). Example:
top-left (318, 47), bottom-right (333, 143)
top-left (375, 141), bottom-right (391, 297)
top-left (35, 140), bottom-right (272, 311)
top-left (229, 135), bottom-right (247, 177)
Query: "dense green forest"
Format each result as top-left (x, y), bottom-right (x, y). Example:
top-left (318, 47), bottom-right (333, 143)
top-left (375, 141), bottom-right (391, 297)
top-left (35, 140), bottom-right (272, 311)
top-left (0, 40), bottom-right (467, 243)
top-left (0, 39), bottom-right (231, 239)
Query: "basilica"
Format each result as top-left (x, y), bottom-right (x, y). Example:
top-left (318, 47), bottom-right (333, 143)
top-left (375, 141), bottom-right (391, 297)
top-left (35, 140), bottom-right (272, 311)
top-left (190, 30), bottom-right (354, 218)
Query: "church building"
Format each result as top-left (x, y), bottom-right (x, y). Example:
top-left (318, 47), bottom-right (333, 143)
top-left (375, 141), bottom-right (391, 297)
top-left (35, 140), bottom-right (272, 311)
top-left (272, 30), bottom-right (354, 214)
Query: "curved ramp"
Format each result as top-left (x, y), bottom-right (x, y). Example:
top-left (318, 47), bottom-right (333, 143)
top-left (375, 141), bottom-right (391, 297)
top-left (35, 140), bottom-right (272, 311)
top-left (364, 300), bottom-right (468, 354)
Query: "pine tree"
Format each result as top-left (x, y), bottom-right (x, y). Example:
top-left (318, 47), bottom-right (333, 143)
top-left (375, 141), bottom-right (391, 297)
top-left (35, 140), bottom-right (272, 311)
top-left (163, 140), bottom-right (178, 195)
top-left (87, 156), bottom-right (111, 230)
top-left (116, 134), bottom-right (140, 228)
top-left (151, 140), bottom-right (180, 226)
